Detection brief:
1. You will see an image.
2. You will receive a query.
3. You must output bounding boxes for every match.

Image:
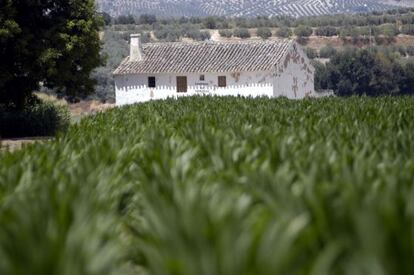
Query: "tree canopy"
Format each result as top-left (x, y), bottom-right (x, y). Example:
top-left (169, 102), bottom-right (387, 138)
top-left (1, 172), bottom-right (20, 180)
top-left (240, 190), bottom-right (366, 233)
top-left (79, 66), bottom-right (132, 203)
top-left (0, 0), bottom-right (103, 109)
top-left (316, 48), bottom-right (414, 96)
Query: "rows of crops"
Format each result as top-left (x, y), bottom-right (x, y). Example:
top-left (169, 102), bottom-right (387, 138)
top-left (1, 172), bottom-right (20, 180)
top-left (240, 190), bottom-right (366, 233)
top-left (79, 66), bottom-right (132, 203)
top-left (1, 96), bottom-right (414, 274)
top-left (98, 0), bottom-right (398, 17)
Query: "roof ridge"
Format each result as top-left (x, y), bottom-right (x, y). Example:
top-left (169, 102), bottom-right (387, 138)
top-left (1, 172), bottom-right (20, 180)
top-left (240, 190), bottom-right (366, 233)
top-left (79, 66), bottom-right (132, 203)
top-left (143, 39), bottom-right (293, 47)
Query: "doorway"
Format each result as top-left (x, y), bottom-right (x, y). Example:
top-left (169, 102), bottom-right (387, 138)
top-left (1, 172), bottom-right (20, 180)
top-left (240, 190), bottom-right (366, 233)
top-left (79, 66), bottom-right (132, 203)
top-left (176, 76), bottom-right (188, 93)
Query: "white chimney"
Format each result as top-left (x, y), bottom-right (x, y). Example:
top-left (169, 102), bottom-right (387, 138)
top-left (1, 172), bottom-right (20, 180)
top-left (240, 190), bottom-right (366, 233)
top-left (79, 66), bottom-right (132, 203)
top-left (130, 34), bottom-right (143, 62)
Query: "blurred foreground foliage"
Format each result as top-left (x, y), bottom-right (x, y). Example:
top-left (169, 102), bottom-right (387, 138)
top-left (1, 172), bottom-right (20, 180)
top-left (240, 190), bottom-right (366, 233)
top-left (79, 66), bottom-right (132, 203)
top-left (1, 96), bottom-right (414, 275)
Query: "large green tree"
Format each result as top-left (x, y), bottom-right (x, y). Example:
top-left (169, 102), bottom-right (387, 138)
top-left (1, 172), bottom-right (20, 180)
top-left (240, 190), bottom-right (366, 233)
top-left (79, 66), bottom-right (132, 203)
top-left (0, 0), bottom-right (103, 109)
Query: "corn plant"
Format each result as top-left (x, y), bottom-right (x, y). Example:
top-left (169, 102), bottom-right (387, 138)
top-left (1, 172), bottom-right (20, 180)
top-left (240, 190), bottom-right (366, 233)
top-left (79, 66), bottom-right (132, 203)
top-left (1, 96), bottom-right (414, 275)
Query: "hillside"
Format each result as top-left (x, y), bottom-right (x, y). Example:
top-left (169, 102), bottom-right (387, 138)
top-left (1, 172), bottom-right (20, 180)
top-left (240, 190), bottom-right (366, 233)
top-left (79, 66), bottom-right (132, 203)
top-left (97, 0), bottom-right (407, 17)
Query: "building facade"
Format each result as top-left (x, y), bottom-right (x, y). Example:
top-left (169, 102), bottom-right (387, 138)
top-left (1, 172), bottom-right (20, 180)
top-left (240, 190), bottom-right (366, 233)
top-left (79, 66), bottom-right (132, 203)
top-left (114, 34), bottom-right (315, 106)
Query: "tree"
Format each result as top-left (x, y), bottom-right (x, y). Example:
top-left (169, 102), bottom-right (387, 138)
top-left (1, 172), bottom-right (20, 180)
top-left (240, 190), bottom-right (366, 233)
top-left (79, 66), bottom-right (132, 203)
top-left (315, 26), bottom-right (338, 37)
top-left (100, 12), bottom-right (112, 26)
top-left (204, 17), bottom-right (217, 29)
top-left (324, 48), bottom-right (401, 96)
top-left (407, 46), bottom-right (414, 56)
top-left (312, 60), bottom-right (328, 91)
top-left (234, 28), bottom-right (251, 39)
top-left (294, 25), bottom-right (313, 37)
top-left (319, 45), bottom-right (337, 58)
top-left (276, 27), bottom-right (292, 38)
top-left (139, 14), bottom-right (157, 25)
top-left (401, 24), bottom-right (414, 35)
top-left (219, 29), bottom-right (233, 38)
top-left (0, 0), bottom-right (103, 108)
top-left (256, 27), bottom-right (272, 39)
top-left (115, 15), bottom-right (135, 25)
top-left (305, 48), bottom-right (318, 59)
top-left (400, 62), bottom-right (414, 94)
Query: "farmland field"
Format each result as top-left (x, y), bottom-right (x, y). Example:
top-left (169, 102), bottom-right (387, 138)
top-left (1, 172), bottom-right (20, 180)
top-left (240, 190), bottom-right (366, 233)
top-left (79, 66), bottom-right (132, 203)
top-left (1, 96), bottom-right (414, 274)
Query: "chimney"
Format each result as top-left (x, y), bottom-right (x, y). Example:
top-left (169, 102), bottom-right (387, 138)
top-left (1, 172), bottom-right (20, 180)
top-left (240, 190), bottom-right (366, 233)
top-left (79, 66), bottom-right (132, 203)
top-left (130, 34), bottom-right (143, 62)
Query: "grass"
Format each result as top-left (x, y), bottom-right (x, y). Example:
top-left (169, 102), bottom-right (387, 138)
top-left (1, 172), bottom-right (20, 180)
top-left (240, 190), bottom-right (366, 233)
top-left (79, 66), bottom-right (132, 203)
top-left (0, 96), bottom-right (414, 275)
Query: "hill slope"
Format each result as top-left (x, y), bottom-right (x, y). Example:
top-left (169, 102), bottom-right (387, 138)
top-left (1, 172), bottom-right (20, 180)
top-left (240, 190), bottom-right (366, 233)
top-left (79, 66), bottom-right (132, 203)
top-left (97, 0), bottom-right (405, 17)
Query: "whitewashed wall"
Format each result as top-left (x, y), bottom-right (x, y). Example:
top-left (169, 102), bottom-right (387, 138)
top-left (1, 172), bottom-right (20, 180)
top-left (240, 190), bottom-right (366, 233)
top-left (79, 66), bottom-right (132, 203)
top-left (115, 71), bottom-right (274, 106)
top-left (273, 44), bottom-right (315, 99)
top-left (114, 43), bottom-right (316, 106)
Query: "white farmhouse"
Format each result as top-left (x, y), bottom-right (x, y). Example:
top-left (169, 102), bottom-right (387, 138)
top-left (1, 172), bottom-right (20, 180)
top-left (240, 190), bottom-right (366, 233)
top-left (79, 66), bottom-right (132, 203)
top-left (113, 34), bottom-right (316, 106)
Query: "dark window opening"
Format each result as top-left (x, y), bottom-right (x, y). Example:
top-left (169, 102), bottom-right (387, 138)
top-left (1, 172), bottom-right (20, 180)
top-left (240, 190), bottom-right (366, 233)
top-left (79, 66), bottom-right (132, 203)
top-left (200, 75), bottom-right (205, 81)
top-left (218, 76), bottom-right (227, 87)
top-left (148, 76), bottom-right (156, 88)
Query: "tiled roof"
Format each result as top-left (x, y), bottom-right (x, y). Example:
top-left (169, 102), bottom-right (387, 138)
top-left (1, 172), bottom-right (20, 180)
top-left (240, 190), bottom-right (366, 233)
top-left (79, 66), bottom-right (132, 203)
top-left (114, 39), bottom-right (294, 75)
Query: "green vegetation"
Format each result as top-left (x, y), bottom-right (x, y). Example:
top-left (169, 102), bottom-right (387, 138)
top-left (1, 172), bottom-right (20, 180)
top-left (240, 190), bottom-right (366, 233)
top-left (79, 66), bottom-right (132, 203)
top-left (219, 29), bottom-right (233, 38)
top-left (276, 26), bottom-right (292, 38)
top-left (315, 48), bottom-right (414, 95)
top-left (319, 45), bottom-right (338, 58)
top-left (1, 96), bottom-right (414, 274)
top-left (0, 96), bottom-right (70, 138)
top-left (0, 0), bottom-right (102, 137)
top-left (0, 0), bottom-right (103, 109)
top-left (256, 27), bottom-right (272, 40)
top-left (294, 25), bottom-right (313, 37)
top-left (233, 28), bottom-right (251, 39)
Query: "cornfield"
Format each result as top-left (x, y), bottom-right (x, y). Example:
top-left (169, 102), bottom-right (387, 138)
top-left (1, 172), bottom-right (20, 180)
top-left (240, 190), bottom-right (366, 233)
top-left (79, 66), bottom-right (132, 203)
top-left (1, 96), bottom-right (414, 275)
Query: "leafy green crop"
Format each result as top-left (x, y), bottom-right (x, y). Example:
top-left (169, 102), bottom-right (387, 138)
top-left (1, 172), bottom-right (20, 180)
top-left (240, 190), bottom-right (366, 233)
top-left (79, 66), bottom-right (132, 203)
top-left (1, 96), bottom-right (414, 275)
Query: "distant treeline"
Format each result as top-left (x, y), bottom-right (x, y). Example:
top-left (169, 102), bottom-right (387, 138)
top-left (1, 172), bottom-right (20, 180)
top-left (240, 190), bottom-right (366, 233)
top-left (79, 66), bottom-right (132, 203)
top-left (99, 8), bottom-right (414, 44)
top-left (101, 8), bottom-right (414, 29)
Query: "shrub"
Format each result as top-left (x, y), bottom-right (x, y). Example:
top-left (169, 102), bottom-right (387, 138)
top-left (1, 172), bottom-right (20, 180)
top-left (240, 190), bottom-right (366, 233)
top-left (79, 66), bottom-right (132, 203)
top-left (185, 29), bottom-right (211, 41)
top-left (379, 23), bottom-right (400, 37)
top-left (401, 24), bottom-right (414, 35)
top-left (319, 45), bottom-right (337, 58)
top-left (305, 47), bottom-right (318, 59)
top-left (233, 28), bottom-right (251, 39)
top-left (276, 27), bottom-right (292, 38)
top-left (315, 26), bottom-right (339, 36)
top-left (0, 98), bottom-right (70, 138)
top-left (256, 27), bottom-right (272, 39)
top-left (219, 29), bottom-right (233, 38)
top-left (294, 25), bottom-right (313, 37)
top-left (407, 46), bottom-right (414, 56)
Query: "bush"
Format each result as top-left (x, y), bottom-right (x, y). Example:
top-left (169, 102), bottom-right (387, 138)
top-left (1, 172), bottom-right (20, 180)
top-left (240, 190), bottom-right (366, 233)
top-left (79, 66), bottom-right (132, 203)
top-left (315, 26), bottom-right (339, 36)
top-left (305, 47), bottom-right (318, 59)
top-left (0, 98), bottom-right (70, 138)
top-left (233, 28), bottom-right (251, 39)
top-left (407, 46), bottom-right (414, 56)
top-left (219, 29), bottom-right (233, 38)
top-left (276, 27), bottom-right (292, 38)
top-left (379, 24), bottom-right (400, 37)
top-left (256, 27), bottom-right (272, 39)
top-left (319, 45), bottom-right (337, 58)
top-left (294, 25), bottom-right (313, 37)
top-left (401, 24), bottom-right (414, 35)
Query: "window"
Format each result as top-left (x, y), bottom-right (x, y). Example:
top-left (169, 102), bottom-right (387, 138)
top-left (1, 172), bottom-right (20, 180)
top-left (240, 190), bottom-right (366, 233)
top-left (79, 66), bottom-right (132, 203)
top-left (218, 76), bottom-right (227, 87)
top-left (200, 75), bottom-right (205, 81)
top-left (148, 76), bottom-right (156, 88)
